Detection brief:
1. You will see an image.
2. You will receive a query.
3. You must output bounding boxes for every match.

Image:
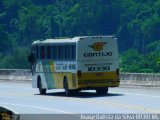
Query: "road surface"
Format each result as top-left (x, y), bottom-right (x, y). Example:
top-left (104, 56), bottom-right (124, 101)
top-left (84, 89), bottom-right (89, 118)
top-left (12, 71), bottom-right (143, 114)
top-left (0, 82), bottom-right (160, 120)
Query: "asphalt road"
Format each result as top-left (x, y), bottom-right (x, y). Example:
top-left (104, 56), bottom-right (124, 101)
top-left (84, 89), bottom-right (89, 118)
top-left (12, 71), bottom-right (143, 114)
top-left (0, 82), bottom-right (160, 120)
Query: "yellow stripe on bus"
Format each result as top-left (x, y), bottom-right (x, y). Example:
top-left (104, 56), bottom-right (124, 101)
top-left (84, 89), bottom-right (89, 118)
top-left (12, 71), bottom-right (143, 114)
top-left (49, 61), bottom-right (55, 72)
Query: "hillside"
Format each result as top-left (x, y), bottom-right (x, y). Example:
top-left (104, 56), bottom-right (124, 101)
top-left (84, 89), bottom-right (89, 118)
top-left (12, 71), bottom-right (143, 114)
top-left (0, 0), bottom-right (160, 72)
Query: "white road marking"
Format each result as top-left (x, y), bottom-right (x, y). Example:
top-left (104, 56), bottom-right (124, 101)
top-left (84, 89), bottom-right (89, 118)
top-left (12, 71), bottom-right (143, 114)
top-left (0, 103), bottom-right (73, 114)
top-left (113, 91), bottom-right (160, 98)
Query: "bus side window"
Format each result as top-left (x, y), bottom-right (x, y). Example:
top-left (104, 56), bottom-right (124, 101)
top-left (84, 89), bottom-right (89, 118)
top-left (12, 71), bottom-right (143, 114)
top-left (59, 46), bottom-right (62, 60)
top-left (68, 45), bottom-right (72, 60)
top-left (58, 46), bottom-right (61, 60)
top-left (40, 46), bottom-right (45, 59)
top-left (53, 45), bottom-right (58, 60)
top-left (65, 45), bottom-right (68, 60)
top-left (62, 45), bottom-right (65, 60)
top-left (47, 46), bottom-right (51, 59)
top-left (72, 45), bottom-right (76, 60)
top-left (36, 46), bottom-right (39, 59)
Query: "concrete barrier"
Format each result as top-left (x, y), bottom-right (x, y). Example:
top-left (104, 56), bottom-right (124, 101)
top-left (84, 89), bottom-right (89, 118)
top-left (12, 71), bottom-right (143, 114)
top-left (0, 69), bottom-right (160, 87)
top-left (120, 73), bottom-right (160, 87)
top-left (0, 69), bottom-right (32, 82)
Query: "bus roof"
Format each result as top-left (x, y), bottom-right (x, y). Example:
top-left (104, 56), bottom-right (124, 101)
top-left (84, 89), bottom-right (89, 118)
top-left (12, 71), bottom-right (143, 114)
top-left (32, 36), bottom-right (115, 45)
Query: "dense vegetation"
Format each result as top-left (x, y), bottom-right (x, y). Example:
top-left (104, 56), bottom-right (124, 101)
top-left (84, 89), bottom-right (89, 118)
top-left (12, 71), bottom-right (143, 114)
top-left (0, 0), bottom-right (160, 73)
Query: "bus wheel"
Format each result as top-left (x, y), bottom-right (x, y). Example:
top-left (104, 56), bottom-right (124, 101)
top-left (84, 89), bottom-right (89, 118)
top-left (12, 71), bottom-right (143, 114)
top-left (38, 78), bottom-right (46, 95)
top-left (64, 79), bottom-right (71, 96)
top-left (96, 87), bottom-right (108, 95)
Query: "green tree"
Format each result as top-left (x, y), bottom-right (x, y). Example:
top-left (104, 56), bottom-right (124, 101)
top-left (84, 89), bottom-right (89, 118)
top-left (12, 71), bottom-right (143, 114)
top-left (0, 24), bottom-right (12, 54)
top-left (120, 49), bottom-right (142, 72)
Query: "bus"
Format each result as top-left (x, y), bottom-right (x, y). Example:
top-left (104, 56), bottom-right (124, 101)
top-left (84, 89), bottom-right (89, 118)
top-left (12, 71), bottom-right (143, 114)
top-left (28, 36), bottom-right (120, 96)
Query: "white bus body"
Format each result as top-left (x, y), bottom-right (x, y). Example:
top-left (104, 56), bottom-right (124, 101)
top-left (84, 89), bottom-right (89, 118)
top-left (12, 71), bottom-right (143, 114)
top-left (28, 36), bottom-right (120, 96)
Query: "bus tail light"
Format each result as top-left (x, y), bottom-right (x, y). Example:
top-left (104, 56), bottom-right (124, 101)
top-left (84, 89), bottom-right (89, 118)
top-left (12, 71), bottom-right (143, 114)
top-left (116, 69), bottom-right (119, 78)
top-left (77, 70), bottom-right (81, 78)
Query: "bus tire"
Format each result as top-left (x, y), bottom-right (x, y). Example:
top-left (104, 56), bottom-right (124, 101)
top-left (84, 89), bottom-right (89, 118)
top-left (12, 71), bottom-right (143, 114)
top-left (96, 87), bottom-right (108, 95)
top-left (64, 78), bottom-right (71, 96)
top-left (38, 77), bottom-right (46, 95)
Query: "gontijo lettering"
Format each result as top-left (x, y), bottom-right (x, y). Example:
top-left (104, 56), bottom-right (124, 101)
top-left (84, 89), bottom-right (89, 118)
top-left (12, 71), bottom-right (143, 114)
top-left (84, 52), bottom-right (112, 57)
top-left (84, 42), bottom-right (112, 57)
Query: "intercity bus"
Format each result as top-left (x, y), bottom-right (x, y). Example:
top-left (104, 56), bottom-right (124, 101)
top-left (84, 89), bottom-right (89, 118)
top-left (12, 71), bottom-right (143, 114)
top-left (28, 36), bottom-right (120, 96)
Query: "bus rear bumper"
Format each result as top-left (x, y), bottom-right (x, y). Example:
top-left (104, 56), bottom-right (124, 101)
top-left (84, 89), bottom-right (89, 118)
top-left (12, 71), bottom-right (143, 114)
top-left (77, 81), bottom-right (120, 89)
